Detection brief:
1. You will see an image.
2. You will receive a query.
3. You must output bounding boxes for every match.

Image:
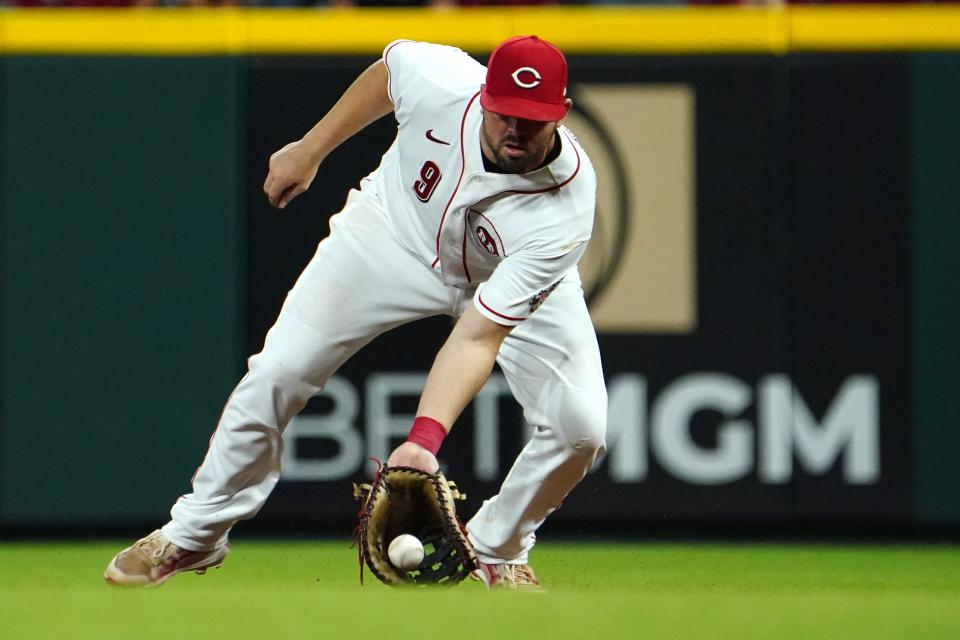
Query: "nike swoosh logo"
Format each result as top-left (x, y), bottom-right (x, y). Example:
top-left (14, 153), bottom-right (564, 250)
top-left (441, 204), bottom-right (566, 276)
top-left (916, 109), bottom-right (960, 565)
top-left (425, 129), bottom-right (451, 145)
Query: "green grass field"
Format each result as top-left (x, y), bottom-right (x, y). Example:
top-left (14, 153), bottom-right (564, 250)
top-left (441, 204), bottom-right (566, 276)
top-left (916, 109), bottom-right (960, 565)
top-left (1, 540), bottom-right (958, 639)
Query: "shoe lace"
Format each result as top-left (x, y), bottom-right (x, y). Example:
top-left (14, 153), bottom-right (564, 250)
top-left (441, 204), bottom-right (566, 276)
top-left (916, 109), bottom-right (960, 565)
top-left (135, 532), bottom-right (173, 566)
top-left (512, 565), bottom-right (539, 587)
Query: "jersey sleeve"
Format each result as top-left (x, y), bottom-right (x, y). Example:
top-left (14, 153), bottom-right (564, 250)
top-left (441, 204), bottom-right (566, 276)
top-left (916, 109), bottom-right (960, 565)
top-left (382, 39), bottom-right (472, 113)
top-left (473, 241), bottom-right (588, 326)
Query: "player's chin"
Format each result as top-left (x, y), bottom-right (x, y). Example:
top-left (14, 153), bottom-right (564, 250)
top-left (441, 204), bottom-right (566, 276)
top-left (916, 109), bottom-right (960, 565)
top-left (496, 150), bottom-right (531, 173)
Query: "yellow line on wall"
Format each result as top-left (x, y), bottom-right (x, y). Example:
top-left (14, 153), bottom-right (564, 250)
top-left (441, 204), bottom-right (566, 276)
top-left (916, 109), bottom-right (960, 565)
top-left (0, 6), bottom-right (958, 56)
top-left (791, 6), bottom-right (960, 51)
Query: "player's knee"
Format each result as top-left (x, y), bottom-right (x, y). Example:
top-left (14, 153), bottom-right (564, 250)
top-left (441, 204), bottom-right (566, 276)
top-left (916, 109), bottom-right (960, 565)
top-left (247, 310), bottom-right (341, 395)
top-left (561, 393), bottom-right (607, 456)
top-left (244, 350), bottom-right (324, 422)
top-left (248, 350), bottom-right (310, 388)
top-left (570, 421), bottom-right (606, 458)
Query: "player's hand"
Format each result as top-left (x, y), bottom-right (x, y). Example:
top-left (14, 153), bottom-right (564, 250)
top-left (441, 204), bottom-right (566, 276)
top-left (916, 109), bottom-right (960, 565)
top-left (387, 442), bottom-right (440, 474)
top-left (263, 140), bottom-right (321, 210)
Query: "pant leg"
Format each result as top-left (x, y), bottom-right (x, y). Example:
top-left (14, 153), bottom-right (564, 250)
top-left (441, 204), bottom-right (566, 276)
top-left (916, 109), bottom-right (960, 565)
top-left (466, 273), bottom-right (607, 564)
top-left (163, 192), bottom-right (449, 551)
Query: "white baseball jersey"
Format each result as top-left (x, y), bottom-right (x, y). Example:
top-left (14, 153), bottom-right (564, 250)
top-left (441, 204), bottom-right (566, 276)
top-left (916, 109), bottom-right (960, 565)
top-left (364, 39), bottom-right (597, 325)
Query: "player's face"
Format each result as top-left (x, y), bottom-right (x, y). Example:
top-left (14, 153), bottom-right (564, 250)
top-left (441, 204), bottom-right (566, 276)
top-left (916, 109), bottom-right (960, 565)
top-left (480, 110), bottom-right (559, 174)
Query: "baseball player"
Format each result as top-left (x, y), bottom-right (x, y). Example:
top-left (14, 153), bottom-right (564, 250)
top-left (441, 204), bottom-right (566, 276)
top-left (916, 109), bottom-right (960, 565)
top-left (105, 35), bottom-right (607, 590)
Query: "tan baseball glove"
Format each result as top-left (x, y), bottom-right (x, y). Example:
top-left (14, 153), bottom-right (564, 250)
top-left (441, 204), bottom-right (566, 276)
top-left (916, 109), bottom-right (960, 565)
top-left (353, 463), bottom-right (478, 586)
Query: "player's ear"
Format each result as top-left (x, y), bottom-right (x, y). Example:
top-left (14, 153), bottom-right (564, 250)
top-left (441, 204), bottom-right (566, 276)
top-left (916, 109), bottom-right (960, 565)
top-left (559, 98), bottom-right (573, 122)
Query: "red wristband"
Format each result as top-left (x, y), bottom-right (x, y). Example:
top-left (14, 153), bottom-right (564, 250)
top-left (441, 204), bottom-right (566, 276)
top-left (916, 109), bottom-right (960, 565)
top-left (406, 416), bottom-right (447, 456)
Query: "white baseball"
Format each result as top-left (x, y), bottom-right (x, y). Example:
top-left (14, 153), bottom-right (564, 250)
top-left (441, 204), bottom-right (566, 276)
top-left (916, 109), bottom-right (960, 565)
top-left (388, 534), bottom-right (425, 571)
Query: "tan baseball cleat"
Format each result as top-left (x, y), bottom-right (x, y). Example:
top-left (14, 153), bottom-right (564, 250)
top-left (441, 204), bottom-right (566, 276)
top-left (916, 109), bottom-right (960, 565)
top-left (104, 529), bottom-right (229, 587)
top-left (473, 562), bottom-right (543, 591)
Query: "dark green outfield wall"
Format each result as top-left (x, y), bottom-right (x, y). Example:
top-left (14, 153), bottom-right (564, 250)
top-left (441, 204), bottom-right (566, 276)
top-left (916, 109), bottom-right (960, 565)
top-left (911, 54), bottom-right (960, 526)
top-left (0, 58), bottom-right (245, 523)
top-left (0, 53), bottom-right (957, 532)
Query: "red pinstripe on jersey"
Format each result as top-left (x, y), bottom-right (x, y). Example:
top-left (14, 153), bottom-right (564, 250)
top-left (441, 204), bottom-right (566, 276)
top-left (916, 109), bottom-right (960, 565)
top-left (478, 292), bottom-right (526, 323)
top-left (432, 90), bottom-right (480, 269)
top-left (382, 39), bottom-right (415, 105)
top-left (461, 224), bottom-right (472, 282)
top-left (507, 129), bottom-right (581, 195)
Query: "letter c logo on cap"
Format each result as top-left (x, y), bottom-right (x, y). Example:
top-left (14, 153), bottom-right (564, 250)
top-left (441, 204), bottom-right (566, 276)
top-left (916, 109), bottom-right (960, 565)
top-left (511, 67), bottom-right (541, 89)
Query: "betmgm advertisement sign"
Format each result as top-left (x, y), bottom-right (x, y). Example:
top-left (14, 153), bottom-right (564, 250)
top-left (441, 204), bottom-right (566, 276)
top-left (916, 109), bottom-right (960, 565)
top-left (247, 57), bottom-right (908, 527)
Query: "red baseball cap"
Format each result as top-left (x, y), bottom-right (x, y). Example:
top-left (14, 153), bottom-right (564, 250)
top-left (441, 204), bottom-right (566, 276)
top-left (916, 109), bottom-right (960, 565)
top-left (480, 35), bottom-right (569, 122)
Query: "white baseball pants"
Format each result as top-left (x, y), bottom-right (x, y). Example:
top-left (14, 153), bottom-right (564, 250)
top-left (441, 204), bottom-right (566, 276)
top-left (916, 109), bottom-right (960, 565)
top-left (162, 189), bottom-right (607, 564)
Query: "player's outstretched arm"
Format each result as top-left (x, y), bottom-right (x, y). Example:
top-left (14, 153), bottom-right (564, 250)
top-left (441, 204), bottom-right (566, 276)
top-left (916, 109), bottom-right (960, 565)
top-left (263, 59), bottom-right (394, 209)
top-left (387, 305), bottom-right (513, 472)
